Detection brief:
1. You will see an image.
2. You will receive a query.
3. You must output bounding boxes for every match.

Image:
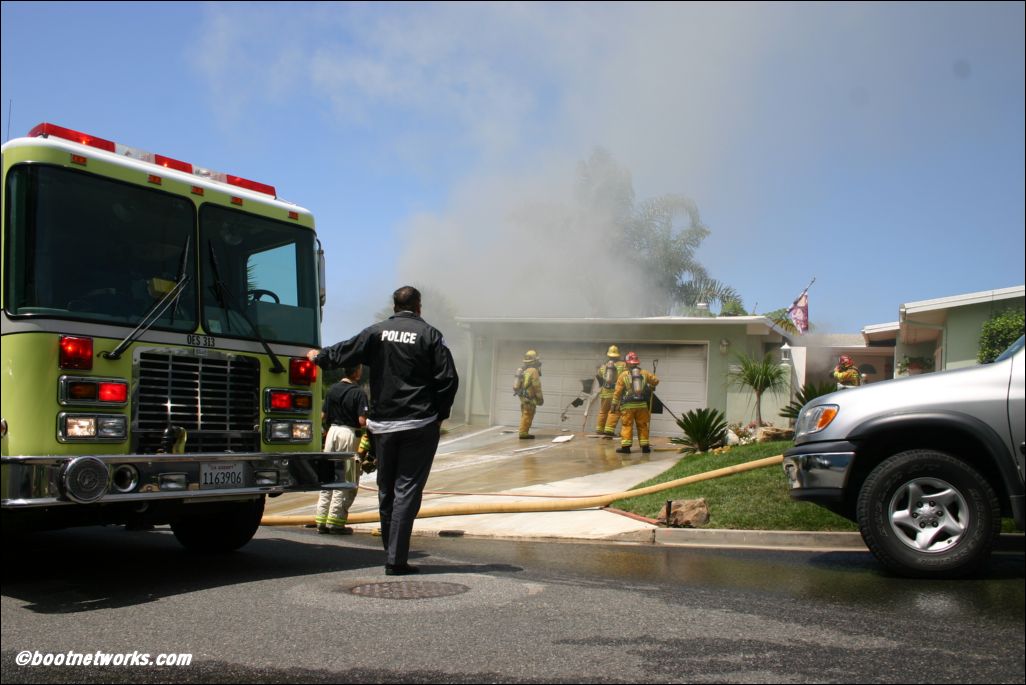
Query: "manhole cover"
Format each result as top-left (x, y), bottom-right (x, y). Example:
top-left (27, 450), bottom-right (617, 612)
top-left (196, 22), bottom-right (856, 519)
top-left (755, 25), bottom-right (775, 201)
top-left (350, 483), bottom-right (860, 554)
top-left (348, 581), bottom-right (470, 600)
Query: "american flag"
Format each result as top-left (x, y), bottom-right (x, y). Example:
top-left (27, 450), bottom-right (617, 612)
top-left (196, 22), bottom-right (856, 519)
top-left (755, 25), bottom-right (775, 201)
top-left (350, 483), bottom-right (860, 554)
top-left (788, 292), bottom-right (809, 334)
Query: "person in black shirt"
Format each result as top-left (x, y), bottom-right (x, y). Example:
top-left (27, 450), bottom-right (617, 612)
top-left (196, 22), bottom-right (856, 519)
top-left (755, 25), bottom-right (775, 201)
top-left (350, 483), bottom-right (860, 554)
top-left (307, 286), bottom-right (458, 576)
top-left (315, 365), bottom-right (368, 535)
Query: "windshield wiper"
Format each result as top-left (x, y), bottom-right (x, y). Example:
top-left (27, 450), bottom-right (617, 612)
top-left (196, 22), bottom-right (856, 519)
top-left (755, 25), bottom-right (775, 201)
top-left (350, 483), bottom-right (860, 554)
top-left (104, 236), bottom-right (192, 361)
top-left (206, 240), bottom-right (285, 374)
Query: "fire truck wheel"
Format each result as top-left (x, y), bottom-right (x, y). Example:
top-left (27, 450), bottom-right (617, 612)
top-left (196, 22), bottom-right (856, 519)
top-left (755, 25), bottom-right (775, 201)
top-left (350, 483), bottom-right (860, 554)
top-left (171, 496), bottom-right (266, 553)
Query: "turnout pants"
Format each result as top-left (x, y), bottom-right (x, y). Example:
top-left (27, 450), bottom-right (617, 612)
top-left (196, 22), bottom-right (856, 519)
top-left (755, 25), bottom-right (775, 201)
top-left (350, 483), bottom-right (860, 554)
top-left (597, 396), bottom-right (620, 435)
top-left (619, 408), bottom-right (651, 449)
top-left (519, 401), bottom-right (537, 437)
top-left (316, 425), bottom-right (361, 529)
top-left (373, 423), bottom-right (441, 566)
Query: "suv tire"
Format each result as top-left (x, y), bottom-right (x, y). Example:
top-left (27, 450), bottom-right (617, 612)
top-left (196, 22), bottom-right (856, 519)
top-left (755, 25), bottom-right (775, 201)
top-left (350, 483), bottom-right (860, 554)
top-left (857, 450), bottom-right (1000, 578)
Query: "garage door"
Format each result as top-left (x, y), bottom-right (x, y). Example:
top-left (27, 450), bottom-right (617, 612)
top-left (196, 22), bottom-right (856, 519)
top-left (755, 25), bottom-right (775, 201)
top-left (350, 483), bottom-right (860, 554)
top-left (493, 342), bottom-right (708, 436)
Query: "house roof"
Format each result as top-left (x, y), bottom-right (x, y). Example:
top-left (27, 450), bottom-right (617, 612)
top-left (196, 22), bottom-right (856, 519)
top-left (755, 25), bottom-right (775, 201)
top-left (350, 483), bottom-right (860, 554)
top-left (455, 315), bottom-right (791, 339)
top-left (898, 285), bottom-right (1024, 345)
top-left (861, 321), bottom-right (900, 345)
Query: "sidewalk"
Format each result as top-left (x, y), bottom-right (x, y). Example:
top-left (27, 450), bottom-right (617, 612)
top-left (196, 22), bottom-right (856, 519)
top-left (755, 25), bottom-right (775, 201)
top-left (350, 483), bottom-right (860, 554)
top-left (267, 427), bottom-right (1024, 554)
top-left (271, 451), bottom-right (877, 552)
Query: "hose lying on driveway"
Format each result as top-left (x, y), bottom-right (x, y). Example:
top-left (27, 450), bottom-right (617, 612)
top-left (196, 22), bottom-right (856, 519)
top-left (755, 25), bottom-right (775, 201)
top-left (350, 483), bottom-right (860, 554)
top-left (260, 454), bottom-right (784, 527)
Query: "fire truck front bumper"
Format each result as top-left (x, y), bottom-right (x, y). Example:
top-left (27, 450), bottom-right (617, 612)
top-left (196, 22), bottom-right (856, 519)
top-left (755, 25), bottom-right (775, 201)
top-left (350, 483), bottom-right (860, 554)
top-left (0, 451), bottom-right (358, 508)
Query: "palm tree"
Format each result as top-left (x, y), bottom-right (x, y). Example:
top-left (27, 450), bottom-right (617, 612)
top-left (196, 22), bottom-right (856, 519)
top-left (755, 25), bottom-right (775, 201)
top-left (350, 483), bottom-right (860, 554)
top-left (727, 353), bottom-right (789, 427)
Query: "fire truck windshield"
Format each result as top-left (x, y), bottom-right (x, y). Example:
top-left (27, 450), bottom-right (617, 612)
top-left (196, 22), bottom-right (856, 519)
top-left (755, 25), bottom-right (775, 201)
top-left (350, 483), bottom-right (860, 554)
top-left (5, 164), bottom-right (198, 332)
top-left (199, 204), bottom-right (319, 348)
top-left (5, 164), bottom-right (320, 348)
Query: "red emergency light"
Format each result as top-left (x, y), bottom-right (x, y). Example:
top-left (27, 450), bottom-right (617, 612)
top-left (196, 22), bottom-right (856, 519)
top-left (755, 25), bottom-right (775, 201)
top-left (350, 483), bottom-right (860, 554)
top-left (289, 358), bottom-right (318, 386)
top-left (28, 123), bottom-right (277, 197)
top-left (29, 123), bottom-right (115, 152)
top-left (59, 336), bottom-right (94, 370)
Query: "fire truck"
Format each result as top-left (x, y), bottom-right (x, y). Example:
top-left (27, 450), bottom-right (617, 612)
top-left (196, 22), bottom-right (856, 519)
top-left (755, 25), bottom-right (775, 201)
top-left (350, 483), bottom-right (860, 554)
top-left (0, 123), bottom-right (355, 551)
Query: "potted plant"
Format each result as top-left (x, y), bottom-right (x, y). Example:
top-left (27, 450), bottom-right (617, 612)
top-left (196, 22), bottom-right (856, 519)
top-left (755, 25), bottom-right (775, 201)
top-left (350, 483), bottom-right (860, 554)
top-left (897, 355), bottom-right (935, 375)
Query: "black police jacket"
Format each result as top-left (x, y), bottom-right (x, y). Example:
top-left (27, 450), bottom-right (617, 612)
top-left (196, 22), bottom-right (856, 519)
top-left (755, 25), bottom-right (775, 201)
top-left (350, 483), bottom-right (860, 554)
top-left (315, 311), bottom-right (459, 423)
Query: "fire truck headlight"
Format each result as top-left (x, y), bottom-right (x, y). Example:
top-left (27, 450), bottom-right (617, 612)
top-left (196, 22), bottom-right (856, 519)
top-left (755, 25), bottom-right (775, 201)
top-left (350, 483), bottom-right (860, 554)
top-left (66, 416), bottom-right (97, 438)
top-left (97, 416), bottom-right (127, 439)
top-left (291, 421), bottom-right (312, 441)
top-left (268, 421), bottom-right (292, 441)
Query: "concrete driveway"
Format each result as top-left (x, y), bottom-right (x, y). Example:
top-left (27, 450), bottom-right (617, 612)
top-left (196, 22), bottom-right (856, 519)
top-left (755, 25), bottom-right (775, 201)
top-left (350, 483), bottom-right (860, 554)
top-left (264, 423), bottom-right (682, 541)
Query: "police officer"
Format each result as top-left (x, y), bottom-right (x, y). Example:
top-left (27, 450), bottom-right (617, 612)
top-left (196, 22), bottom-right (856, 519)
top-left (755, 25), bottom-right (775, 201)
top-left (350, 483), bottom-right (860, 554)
top-left (308, 286), bottom-right (459, 576)
top-left (611, 351), bottom-right (659, 454)
top-left (514, 350), bottom-right (544, 439)
top-left (595, 344), bottom-right (626, 438)
top-left (316, 365), bottom-right (368, 535)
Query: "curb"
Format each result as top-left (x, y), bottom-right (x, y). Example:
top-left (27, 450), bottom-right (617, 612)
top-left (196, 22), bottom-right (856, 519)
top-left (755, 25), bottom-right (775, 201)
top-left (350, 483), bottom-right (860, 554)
top-left (400, 526), bottom-right (1025, 552)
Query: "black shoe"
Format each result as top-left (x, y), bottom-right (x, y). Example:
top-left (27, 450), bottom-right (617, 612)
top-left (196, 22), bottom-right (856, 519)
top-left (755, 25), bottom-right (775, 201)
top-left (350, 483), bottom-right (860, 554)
top-left (641, 446), bottom-right (651, 454)
top-left (385, 563), bottom-right (420, 576)
top-left (326, 526), bottom-right (354, 535)
top-left (519, 434), bottom-right (536, 440)
top-left (616, 447), bottom-right (631, 454)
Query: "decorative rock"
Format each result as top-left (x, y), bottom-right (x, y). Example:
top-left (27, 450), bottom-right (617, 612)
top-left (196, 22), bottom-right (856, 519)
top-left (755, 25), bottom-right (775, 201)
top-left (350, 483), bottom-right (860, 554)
top-left (657, 498), bottom-right (710, 528)
top-left (725, 430), bottom-right (740, 446)
top-left (757, 426), bottom-right (794, 442)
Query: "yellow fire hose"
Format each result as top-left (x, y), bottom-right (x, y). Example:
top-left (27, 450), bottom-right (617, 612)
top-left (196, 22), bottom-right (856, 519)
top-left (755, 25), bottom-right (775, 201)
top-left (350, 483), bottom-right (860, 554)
top-left (260, 454), bottom-right (784, 527)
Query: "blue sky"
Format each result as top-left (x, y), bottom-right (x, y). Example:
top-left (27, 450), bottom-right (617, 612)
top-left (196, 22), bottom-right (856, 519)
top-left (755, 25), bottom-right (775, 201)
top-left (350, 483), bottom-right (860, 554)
top-left (3, 1), bottom-right (1023, 345)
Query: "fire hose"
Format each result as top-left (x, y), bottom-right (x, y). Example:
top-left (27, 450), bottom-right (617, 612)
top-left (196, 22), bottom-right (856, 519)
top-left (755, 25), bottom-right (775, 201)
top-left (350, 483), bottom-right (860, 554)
top-left (260, 454), bottom-right (783, 526)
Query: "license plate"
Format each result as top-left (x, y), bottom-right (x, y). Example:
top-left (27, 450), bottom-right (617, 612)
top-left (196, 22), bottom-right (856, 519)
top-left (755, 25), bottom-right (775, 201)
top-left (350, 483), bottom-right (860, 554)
top-left (200, 462), bottom-right (245, 490)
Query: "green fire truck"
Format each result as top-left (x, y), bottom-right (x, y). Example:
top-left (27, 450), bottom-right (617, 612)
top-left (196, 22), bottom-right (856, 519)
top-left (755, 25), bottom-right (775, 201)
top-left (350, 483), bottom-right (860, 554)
top-left (1, 123), bottom-right (355, 551)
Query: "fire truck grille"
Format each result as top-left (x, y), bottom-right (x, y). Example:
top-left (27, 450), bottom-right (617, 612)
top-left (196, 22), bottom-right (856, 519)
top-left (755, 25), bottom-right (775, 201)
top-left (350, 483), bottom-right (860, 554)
top-left (133, 351), bottom-right (261, 454)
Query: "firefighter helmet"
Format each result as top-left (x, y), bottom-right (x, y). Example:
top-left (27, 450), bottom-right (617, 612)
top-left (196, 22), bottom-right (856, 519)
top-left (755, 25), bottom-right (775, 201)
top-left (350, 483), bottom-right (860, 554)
top-left (625, 351), bottom-right (640, 365)
top-left (523, 350), bottom-right (541, 364)
top-left (606, 345), bottom-right (620, 358)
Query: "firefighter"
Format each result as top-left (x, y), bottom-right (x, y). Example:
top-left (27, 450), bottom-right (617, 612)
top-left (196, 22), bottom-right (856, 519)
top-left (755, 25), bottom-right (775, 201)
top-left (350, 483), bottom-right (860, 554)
top-left (610, 351), bottom-right (659, 454)
top-left (316, 365), bottom-right (368, 535)
top-left (595, 344), bottom-right (626, 438)
top-left (514, 350), bottom-right (544, 439)
top-left (833, 354), bottom-right (862, 388)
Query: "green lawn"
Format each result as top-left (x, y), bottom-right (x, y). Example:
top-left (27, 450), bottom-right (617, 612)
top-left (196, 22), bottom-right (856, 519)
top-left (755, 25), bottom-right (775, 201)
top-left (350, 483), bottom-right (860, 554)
top-left (612, 440), bottom-right (859, 531)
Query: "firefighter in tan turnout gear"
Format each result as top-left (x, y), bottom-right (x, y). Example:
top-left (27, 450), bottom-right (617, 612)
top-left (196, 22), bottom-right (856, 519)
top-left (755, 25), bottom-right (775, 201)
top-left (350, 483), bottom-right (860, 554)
top-left (611, 351), bottom-right (659, 454)
top-left (514, 350), bottom-right (544, 439)
top-left (596, 345), bottom-right (627, 438)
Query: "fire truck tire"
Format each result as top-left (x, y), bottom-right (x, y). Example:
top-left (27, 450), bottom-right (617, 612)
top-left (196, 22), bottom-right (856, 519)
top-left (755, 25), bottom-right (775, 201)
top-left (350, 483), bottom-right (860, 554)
top-left (171, 496), bottom-right (266, 553)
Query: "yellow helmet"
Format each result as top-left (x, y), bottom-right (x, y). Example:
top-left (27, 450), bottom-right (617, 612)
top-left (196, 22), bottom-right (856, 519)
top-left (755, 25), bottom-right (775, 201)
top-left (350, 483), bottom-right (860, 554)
top-left (523, 349), bottom-right (540, 364)
top-left (607, 345), bottom-right (620, 358)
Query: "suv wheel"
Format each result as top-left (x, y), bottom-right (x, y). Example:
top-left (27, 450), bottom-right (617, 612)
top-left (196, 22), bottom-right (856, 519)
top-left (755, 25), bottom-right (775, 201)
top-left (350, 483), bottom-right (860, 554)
top-left (857, 450), bottom-right (1000, 578)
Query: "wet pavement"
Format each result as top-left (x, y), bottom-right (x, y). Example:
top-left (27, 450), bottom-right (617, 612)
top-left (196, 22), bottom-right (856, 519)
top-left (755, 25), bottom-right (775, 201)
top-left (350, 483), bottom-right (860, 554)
top-left (263, 423), bottom-right (682, 541)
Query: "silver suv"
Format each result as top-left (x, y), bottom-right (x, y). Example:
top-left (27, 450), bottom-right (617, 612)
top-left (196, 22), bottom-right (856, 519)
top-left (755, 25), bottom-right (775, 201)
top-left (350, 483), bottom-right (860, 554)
top-left (783, 335), bottom-right (1024, 577)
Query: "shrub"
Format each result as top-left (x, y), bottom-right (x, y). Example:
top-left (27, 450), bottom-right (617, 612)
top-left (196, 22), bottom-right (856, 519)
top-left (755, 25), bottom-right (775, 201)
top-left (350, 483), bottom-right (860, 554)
top-left (779, 380), bottom-right (838, 421)
top-left (670, 407), bottom-right (728, 453)
top-left (978, 307), bottom-right (1025, 363)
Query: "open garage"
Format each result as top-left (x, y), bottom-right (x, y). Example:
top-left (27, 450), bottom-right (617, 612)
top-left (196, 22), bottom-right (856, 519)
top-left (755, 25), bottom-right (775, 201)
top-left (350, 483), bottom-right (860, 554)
top-left (492, 341), bottom-right (709, 436)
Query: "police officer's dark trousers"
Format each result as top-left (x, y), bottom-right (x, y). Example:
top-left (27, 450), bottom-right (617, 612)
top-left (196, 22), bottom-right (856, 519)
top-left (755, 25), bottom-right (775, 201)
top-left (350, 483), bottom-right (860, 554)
top-left (374, 422), bottom-right (440, 566)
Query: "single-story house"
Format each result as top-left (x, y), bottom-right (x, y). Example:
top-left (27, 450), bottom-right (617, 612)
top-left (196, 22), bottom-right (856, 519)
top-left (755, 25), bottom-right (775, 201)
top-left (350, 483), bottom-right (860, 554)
top-left (790, 285), bottom-right (1024, 386)
top-left (454, 315), bottom-right (793, 435)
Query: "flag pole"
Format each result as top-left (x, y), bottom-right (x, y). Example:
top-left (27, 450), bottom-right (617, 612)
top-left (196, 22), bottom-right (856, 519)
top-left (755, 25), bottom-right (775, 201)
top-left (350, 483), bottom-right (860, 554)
top-left (792, 276), bottom-right (816, 305)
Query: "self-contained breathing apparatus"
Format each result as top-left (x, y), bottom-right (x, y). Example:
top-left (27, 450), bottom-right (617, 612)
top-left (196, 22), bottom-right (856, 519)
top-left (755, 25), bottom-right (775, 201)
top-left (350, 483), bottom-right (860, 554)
top-left (513, 366), bottom-right (528, 399)
top-left (626, 366), bottom-right (649, 403)
top-left (601, 360), bottom-right (618, 390)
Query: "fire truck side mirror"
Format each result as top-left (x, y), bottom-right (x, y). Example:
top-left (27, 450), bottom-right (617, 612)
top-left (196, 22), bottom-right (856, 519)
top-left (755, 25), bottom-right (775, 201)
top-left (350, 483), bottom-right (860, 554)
top-left (317, 240), bottom-right (327, 308)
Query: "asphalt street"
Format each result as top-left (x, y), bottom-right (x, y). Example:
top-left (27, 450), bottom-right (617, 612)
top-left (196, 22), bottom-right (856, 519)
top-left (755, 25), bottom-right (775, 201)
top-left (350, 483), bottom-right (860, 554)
top-left (2, 525), bottom-right (1023, 684)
